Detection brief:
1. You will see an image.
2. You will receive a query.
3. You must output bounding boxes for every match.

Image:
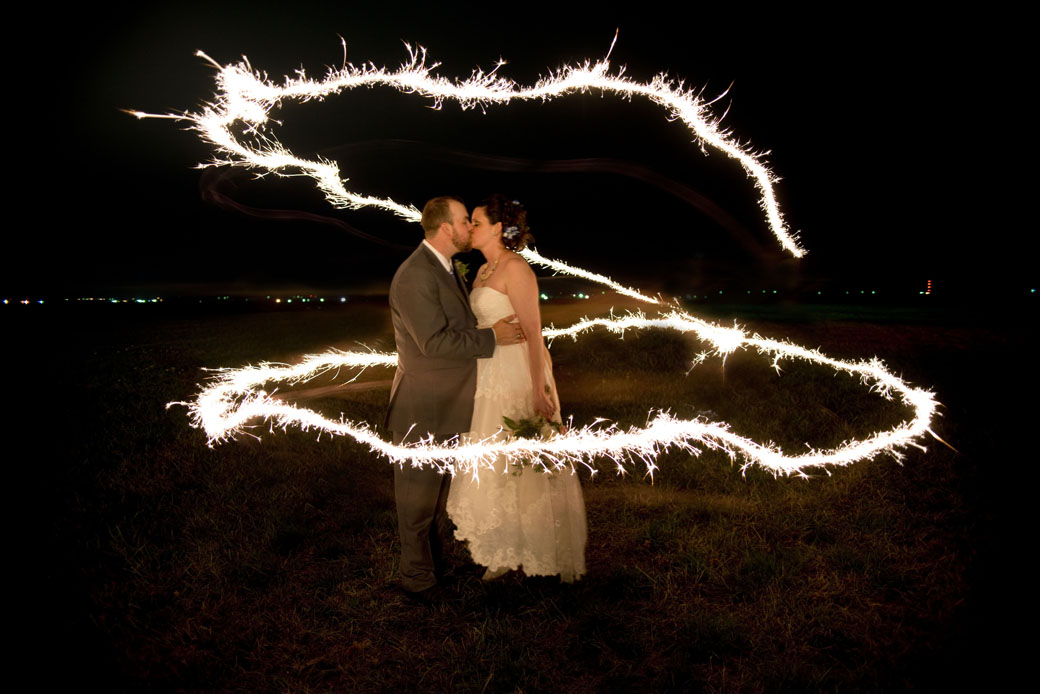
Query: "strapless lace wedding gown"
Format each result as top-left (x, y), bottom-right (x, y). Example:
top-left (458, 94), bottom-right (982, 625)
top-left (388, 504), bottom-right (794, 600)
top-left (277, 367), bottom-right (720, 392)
top-left (446, 287), bottom-right (587, 582)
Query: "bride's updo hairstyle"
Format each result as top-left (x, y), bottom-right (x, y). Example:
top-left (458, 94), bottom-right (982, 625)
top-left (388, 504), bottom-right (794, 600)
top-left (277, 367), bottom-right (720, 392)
top-left (481, 194), bottom-right (534, 252)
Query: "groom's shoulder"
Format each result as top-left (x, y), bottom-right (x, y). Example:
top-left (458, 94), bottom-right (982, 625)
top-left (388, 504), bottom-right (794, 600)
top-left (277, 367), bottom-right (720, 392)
top-left (391, 245), bottom-right (436, 289)
top-left (406, 243), bottom-right (438, 267)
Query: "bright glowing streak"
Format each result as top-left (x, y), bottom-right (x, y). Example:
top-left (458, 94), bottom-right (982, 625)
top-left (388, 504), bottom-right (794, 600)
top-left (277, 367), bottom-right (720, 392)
top-left (141, 42), bottom-right (939, 477)
top-left (177, 306), bottom-right (938, 478)
top-left (520, 248), bottom-right (661, 305)
top-left (543, 310), bottom-right (744, 358)
top-left (131, 43), bottom-right (804, 257)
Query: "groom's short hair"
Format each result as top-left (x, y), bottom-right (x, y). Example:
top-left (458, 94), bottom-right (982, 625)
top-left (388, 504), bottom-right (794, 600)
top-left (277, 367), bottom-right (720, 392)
top-left (421, 196), bottom-right (464, 238)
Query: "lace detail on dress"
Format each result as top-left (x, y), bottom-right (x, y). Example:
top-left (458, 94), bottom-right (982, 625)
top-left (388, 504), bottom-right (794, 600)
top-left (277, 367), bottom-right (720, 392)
top-left (446, 287), bottom-right (587, 582)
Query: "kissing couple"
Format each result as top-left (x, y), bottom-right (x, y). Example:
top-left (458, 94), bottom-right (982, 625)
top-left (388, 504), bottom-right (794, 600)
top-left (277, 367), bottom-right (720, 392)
top-left (385, 194), bottom-right (587, 603)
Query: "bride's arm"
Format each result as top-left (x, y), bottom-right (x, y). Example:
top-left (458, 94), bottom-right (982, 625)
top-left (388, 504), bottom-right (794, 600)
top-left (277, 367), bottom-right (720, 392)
top-left (504, 257), bottom-right (555, 419)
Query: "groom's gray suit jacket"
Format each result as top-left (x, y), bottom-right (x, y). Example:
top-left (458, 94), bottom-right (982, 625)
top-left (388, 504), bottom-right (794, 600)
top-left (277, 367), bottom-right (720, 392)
top-left (385, 243), bottom-right (496, 438)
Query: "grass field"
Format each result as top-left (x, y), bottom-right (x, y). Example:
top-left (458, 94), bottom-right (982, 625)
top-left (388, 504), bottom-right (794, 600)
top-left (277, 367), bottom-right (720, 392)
top-left (17, 294), bottom-right (1018, 692)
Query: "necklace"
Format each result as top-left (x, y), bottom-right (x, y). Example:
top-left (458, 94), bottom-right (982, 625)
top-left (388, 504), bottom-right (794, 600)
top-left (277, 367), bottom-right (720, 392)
top-left (480, 253), bottom-right (504, 281)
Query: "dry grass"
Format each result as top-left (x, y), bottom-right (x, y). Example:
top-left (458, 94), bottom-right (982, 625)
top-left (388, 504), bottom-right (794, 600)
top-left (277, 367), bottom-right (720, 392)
top-left (18, 294), bottom-right (1005, 692)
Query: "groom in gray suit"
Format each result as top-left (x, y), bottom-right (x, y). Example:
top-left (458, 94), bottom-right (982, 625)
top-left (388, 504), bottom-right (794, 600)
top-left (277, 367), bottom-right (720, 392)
top-left (386, 196), bottom-right (524, 602)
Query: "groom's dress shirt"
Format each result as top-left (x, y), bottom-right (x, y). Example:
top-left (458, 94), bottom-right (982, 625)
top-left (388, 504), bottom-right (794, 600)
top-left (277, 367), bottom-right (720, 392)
top-left (422, 239), bottom-right (453, 274)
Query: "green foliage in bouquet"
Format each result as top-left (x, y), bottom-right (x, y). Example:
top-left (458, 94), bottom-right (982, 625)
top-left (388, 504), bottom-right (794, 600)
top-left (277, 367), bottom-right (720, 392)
top-left (502, 415), bottom-right (563, 439)
top-left (502, 415), bottom-right (564, 475)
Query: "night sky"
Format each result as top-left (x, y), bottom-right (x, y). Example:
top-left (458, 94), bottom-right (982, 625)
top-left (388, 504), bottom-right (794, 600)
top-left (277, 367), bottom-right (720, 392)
top-left (7, 3), bottom-right (1031, 299)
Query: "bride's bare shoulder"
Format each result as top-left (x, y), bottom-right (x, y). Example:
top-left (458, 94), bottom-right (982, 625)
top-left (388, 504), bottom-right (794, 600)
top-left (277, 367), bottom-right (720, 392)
top-left (500, 251), bottom-right (533, 276)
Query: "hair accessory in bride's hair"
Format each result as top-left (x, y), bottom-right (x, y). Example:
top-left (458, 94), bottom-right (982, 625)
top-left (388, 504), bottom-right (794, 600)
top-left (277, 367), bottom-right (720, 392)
top-left (502, 225), bottom-right (520, 240)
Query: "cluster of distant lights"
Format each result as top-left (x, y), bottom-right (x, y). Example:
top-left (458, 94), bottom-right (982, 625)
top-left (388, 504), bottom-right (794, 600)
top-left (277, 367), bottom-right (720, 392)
top-left (1, 288), bottom-right (949, 306)
top-left (5, 284), bottom-right (1035, 308)
top-left (2, 297), bottom-right (163, 305)
top-left (273, 295), bottom-right (340, 304)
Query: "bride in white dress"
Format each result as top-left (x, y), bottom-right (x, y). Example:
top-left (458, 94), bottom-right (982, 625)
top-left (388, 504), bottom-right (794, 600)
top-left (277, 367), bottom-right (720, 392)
top-left (446, 195), bottom-right (587, 583)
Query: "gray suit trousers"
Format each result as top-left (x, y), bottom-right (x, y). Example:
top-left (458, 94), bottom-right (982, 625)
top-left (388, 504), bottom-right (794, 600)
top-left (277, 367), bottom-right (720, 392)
top-left (393, 430), bottom-right (455, 592)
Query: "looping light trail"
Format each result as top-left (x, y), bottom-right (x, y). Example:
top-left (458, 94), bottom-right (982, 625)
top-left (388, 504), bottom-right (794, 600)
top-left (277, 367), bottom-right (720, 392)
top-left (142, 42), bottom-right (938, 477)
top-left (129, 41), bottom-right (804, 257)
top-left (171, 304), bottom-right (937, 478)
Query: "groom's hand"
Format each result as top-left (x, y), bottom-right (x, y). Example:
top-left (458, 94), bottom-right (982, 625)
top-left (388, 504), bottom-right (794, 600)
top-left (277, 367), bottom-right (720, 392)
top-left (492, 314), bottom-right (526, 345)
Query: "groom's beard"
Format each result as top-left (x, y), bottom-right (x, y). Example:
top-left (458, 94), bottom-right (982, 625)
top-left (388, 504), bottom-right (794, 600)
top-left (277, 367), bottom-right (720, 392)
top-left (451, 229), bottom-right (472, 253)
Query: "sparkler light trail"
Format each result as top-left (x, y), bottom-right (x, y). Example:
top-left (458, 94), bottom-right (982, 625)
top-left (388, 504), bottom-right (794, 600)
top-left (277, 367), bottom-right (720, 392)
top-left (145, 41), bottom-right (938, 477)
top-left (174, 306), bottom-right (937, 479)
top-left (129, 40), bottom-right (804, 257)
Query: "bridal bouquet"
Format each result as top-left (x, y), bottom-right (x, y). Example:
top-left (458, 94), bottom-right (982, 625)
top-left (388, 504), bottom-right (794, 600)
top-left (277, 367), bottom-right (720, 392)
top-left (502, 415), bottom-right (564, 476)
